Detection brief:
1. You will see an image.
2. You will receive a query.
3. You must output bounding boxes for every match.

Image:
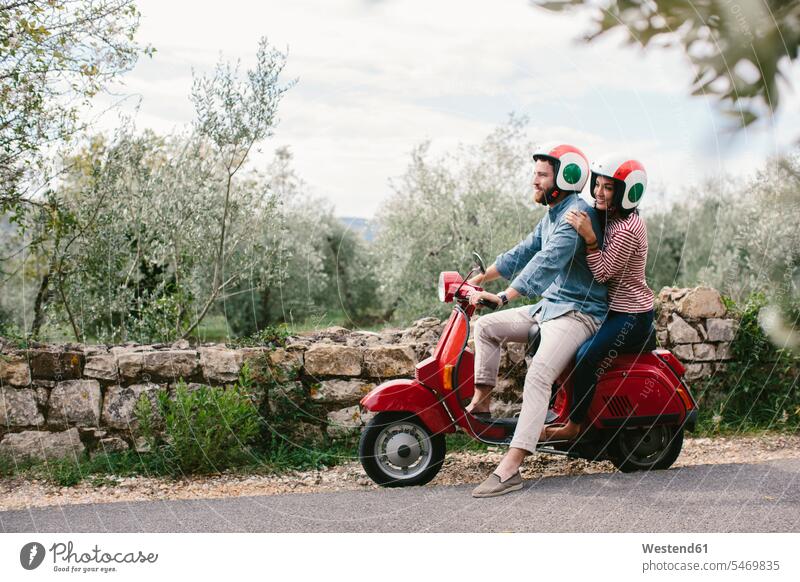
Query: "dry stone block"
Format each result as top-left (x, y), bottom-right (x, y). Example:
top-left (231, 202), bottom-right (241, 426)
top-left (0, 428), bottom-right (84, 461)
top-left (28, 349), bottom-right (83, 380)
top-left (692, 343), bottom-right (716, 362)
top-left (269, 348), bottom-right (303, 382)
top-left (491, 400), bottom-right (521, 418)
top-left (706, 318), bottom-right (738, 342)
top-left (363, 345), bottom-right (416, 378)
top-left (316, 326), bottom-right (351, 343)
top-left (0, 353), bottom-right (31, 387)
top-left (117, 350), bottom-right (199, 382)
top-left (684, 363), bottom-right (712, 382)
top-left (0, 387), bottom-right (43, 427)
top-left (656, 330), bottom-right (668, 347)
top-left (505, 343), bottom-right (527, 367)
top-left (311, 379), bottom-right (375, 406)
top-left (676, 287), bottom-right (726, 319)
top-left (671, 344), bottom-right (693, 362)
top-left (346, 331), bottom-right (383, 347)
top-left (47, 379), bottom-right (101, 429)
top-left (200, 347), bottom-right (242, 383)
top-left (83, 345), bottom-right (109, 357)
top-left (716, 342), bottom-right (733, 361)
top-left (84, 354), bottom-right (118, 382)
top-left (109, 344), bottom-right (150, 355)
top-left (494, 377), bottom-right (521, 399)
top-left (97, 437), bottom-right (129, 455)
top-left (304, 345), bottom-right (362, 377)
top-left (33, 385), bottom-right (50, 408)
top-left (667, 315), bottom-right (701, 344)
top-left (101, 383), bottom-right (164, 430)
top-left (239, 347), bottom-right (272, 383)
top-left (326, 405), bottom-right (374, 437)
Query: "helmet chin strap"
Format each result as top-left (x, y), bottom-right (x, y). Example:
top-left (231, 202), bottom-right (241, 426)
top-left (541, 187), bottom-right (561, 206)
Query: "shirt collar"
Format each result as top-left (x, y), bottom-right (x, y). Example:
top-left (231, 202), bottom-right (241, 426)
top-left (547, 192), bottom-right (576, 219)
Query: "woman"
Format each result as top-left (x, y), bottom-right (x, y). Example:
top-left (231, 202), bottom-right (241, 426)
top-left (541, 155), bottom-right (655, 441)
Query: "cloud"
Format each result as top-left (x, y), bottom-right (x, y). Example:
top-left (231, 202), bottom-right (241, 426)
top-left (84, 0), bottom-right (796, 218)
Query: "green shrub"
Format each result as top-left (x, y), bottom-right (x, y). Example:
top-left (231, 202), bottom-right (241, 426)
top-left (136, 381), bottom-right (261, 474)
top-left (228, 324), bottom-right (290, 348)
top-left (694, 293), bottom-right (800, 434)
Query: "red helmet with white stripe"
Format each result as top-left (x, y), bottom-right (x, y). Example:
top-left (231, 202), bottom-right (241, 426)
top-left (532, 142), bottom-right (589, 205)
top-left (590, 154), bottom-right (647, 213)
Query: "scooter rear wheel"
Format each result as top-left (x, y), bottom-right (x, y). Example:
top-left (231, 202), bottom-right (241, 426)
top-left (359, 412), bottom-right (446, 487)
top-left (610, 426), bottom-right (683, 473)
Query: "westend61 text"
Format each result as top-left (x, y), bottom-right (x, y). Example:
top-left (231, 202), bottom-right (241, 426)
top-left (642, 543), bottom-right (708, 554)
top-left (49, 542), bottom-right (159, 564)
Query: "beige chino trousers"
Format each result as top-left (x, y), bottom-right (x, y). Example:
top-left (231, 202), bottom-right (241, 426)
top-left (472, 306), bottom-right (599, 453)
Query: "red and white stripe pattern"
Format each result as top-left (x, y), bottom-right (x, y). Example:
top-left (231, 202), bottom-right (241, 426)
top-left (587, 213), bottom-right (655, 313)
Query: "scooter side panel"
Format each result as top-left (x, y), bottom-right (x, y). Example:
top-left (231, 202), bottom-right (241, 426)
top-left (360, 379), bottom-right (456, 434)
top-left (586, 354), bottom-right (687, 429)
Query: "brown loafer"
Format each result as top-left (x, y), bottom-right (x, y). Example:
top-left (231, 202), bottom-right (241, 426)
top-left (471, 472), bottom-right (523, 498)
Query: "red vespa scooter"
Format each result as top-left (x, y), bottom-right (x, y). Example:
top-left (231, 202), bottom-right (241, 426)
top-left (358, 253), bottom-right (698, 487)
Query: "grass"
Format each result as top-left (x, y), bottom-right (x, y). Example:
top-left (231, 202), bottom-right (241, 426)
top-left (0, 435), bottom-right (363, 488)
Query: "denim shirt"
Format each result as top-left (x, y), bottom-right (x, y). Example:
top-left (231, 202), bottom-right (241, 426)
top-left (494, 193), bottom-right (608, 323)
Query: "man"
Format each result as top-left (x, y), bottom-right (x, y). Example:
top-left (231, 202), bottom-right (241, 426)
top-left (467, 142), bottom-right (607, 498)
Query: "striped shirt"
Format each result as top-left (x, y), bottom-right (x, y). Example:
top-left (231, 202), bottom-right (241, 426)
top-left (586, 212), bottom-right (654, 313)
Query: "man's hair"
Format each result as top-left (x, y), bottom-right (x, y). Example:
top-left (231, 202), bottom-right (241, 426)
top-left (534, 156), bottom-right (557, 172)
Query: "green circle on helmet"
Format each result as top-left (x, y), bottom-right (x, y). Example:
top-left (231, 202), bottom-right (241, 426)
top-left (628, 182), bottom-right (644, 203)
top-left (563, 163), bottom-right (582, 185)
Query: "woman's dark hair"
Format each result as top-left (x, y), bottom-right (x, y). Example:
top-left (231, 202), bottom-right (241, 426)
top-left (607, 179), bottom-right (638, 219)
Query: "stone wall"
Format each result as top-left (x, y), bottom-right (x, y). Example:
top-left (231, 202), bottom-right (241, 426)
top-left (0, 286), bottom-right (737, 462)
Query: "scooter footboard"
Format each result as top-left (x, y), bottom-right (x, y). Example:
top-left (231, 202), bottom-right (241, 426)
top-left (360, 379), bottom-right (455, 434)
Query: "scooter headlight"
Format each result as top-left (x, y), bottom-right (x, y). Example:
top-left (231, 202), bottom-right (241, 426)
top-left (438, 271), bottom-right (462, 303)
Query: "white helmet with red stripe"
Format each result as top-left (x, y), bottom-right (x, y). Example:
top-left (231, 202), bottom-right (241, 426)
top-left (590, 154), bottom-right (647, 212)
top-left (532, 142), bottom-right (589, 205)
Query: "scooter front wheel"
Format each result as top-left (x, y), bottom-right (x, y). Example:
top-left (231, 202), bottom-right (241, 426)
top-left (359, 412), bottom-right (446, 487)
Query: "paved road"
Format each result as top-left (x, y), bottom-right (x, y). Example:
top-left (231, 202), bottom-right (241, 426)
top-left (2, 459), bottom-right (798, 532)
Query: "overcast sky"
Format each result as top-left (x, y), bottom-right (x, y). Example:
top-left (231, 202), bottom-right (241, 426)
top-left (95, 0), bottom-right (800, 218)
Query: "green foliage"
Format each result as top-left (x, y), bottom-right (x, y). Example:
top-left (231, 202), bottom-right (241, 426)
top-left (223, 147), bottom-right (381, 334)
top-left (136, 381), bottom-right (261, 475)
top-left (535, 0), bottom-right (800, 131)
top-left (0, 37), bottom-right (294, 344)
top-left (694, 293), bottom-right (800, 434)
top-left (0, 319), bottom-right (32, 349)
top-left (0, 0), bottom-right (147, 215)
top-left (228, 325), bottom-right (290, 348)
top-left (645, 153), bottom-right (800, 349)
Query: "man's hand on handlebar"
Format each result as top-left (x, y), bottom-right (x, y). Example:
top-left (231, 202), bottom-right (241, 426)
top-left (468, 290), bottom-right (503, 309)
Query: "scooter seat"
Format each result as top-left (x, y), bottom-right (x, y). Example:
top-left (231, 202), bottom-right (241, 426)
top-left (526, 322), bottom-right (541, 357)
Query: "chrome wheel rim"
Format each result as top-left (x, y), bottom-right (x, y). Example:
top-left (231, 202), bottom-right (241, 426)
top-left (374, 421), bottom-right (432, 480)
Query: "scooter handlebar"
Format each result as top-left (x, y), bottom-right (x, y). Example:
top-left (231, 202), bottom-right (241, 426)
top-left (477, 298), bottom-right (498, 311)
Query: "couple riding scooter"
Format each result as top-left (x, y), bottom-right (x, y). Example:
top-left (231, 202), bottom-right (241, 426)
top-left (467, 143), bottom-right (656, 497)
top-left (358, 143), bottom-right (696, 494)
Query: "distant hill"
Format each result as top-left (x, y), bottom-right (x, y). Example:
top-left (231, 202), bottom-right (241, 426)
top-left (338, 216), bottom-right (377, 243)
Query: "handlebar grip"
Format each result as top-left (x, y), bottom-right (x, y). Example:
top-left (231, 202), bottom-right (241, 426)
top-left (477, 298), bottom-right (498, 311)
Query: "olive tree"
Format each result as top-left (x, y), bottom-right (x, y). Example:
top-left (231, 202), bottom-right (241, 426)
top-left (0, 0), bottom-right (148, 216)
top-left (184, 37), bottom-right (295, 337)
